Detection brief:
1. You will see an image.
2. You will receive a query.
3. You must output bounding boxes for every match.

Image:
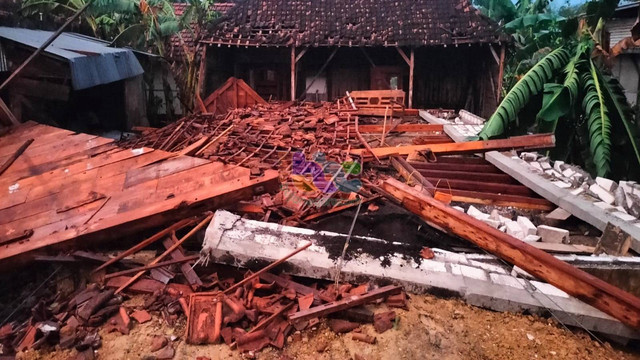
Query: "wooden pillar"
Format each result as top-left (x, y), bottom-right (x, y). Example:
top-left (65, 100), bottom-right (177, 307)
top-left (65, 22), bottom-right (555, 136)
top-left (197, 46), bottom-right (208, 97)
top-left (291, 46), bottom-right (296, 101)
top-left (409, 48), bottom-right (415, 109)
top-left (496, 44), bottom-right (505, 103)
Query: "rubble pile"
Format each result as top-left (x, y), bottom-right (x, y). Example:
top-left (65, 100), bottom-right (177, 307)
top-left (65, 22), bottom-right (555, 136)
top-left (0, 248), bottom-right (407, 359)
top-left (518, 152), bottom-right (640, 223)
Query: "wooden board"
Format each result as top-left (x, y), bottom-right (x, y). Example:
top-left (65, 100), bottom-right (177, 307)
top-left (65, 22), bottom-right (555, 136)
top-left (0, 123), bottom-right (279, 267)
top-left (202, 77), bottom-right (266, 115)
top-left (350, 134), bottom-right (556, 158)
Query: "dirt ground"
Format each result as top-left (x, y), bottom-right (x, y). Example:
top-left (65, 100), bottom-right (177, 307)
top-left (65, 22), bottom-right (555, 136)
top-left (16, 293), bottom-right (639, 360)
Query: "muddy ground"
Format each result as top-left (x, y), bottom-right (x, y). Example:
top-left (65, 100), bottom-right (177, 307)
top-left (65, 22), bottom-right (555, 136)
top-left (17, 293), bottom-right (639, 360)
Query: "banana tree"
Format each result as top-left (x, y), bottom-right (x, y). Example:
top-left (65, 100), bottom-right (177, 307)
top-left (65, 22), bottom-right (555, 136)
top-left (478, 36), bottom-right (640, 180)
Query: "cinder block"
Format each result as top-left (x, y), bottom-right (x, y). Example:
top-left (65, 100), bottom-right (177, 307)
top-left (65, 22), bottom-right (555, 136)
top-left (505, 220), bottom-right (525, 240)
top-left (552, 181), bottom-right (571, 189)
top-left (450, 263), bottom-right (488, 281)
top-left (489, 273), bottom-right (525, 289)
top-left (517, 216), bottom-right (537, 236)
top-left (523, 235), bottom-right (541, 243)
top-left (467, 205), bottom-right (489, 221)
top-left (553, 160), bottom-right (565, 173)
top-left (590, 184), bottom-right (615, 204)
top-left (537, 225), bottom-right (569, 244)
top-left (596, 177), bottom-right (617, 192)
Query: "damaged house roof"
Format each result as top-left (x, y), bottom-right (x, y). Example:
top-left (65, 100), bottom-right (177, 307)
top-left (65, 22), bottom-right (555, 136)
top-left (202, 0), bottom-right (509, 47)
top-left (0, 27), bottom-right (144, 90)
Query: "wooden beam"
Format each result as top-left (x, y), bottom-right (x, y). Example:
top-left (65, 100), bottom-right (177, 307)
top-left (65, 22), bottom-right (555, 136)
top-left (299, 47), bottom-right (338, 100)
top-left (359, 48), bottom-right (376, 68)
top-left (351, 134), bottom-right (556, 159)
top-left (395, 47), bottom-right (411, 66)
top-left (489, 45), bottom-right (500, 65)
top-left (295, 47), bottom-right (308, 63)
top-left (288, 285), bottom-right (402, 322)
top-left (198, 46), bottom-right (208, 97)
top-left (381, 177), bottom-right (640, 329)
top-left (104, 254), bottom-right (200, 279)
top-left (0, 97), bottom-right (19, 126)
top-left (497, 44), bottom-right (506, 103)
top-left (0, 138), bottom-right (33, 176)
top-left (408, 48), bottom-right (414, 108)
top-left (115, 214), bottom-right (213, 294)
top-left (291, 46), bottom-right (296, 102)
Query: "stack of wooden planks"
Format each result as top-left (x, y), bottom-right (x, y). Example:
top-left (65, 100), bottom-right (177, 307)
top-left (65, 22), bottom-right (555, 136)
top-left (0, 122), bottom-right (279, 265)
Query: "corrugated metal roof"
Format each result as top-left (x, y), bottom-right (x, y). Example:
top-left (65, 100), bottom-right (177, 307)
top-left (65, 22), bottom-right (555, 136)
top-left (0, 27), bottom-right (144, 90)
top-left (609, 17), bottom-right (636, 48)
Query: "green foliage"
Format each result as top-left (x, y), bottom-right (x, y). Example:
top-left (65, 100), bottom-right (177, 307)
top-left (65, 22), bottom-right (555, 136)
top-left (478, 47), bottom-right (570, 139)
top-left (581, 60), bottom-right (612, 176)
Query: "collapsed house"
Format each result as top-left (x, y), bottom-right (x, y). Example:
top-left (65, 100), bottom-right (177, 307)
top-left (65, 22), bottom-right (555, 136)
top-left (2, 1), bottom-right (640, 359)
top-left (195, 0), bottom-right (508, 117)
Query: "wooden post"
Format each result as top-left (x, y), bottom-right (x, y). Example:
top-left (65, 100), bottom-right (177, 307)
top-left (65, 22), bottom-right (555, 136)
top-left (409, 48), bottom-right (415, 109)
top-left (197, 46), bottom-right (208, 97)
top-left (496, 44), bottom-right (505, 103)
top-left (291, 46), bottom-right (296, 102)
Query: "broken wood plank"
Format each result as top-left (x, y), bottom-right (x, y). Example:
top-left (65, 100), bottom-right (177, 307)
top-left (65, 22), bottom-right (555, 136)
top-left (531, 242), bottom-right (595, 254)
top-left (93, 218), bottom-right (195, 273)
top-left (115, 214), bottom-right (213, 294)
top-left (164, 235), bottom-right (203, 290)
top-left (351, 134), bottom-right (555, 159)
top-left (288, 285), bottom-right (401, 323)
top-left (0, 138), bottom-right (33, 176)
top-left (595, 223), bottom-right (632, 256)
top-left (104, 254), bottom-right (200, 279)
top-left (381, 177), bottom-right (640, 329)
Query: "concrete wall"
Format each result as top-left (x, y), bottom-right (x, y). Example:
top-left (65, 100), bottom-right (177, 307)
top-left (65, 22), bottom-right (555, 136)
top-left (611, 54), bottom-right (640, 105)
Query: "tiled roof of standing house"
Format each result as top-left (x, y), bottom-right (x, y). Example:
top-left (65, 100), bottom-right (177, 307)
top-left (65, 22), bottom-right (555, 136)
top-left (201, 0), bottom-right (509, 47)
top-left (169, 2), bottom-right (236, 60)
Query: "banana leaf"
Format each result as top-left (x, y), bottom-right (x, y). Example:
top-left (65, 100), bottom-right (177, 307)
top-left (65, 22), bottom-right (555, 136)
top-left (581, 60), bottom-right (612, 177)
top-left (479, 47), bottom-right (570, 140)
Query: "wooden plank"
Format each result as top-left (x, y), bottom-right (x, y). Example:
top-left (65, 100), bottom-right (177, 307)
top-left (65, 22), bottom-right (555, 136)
top-left (0, 169), bottom-right (280, 265)
top-left (288, 285), bottom-right (402, 322)
top-left (417, 169), bottom-right (515, 183)
top-left (408, 161), bottom-right (500, 173)
top-left (423, 177), bottom-right (535, 197)
top-left (163, 236), bottom-right (203, 290)
top-left (351, 134), bottom-right (556, 158)
top-left (124, 156), bottom-right (210, 188)
top-left (532, 242), bottom-right (595, 254)
top-left (104, 254), bottom-right (200, 279)
top-left (356, 123), bottom-right (444, 133)
top-left (381, 177), bottom-right (640, 329)
top-left (93, 218), bottom-right (196, 273)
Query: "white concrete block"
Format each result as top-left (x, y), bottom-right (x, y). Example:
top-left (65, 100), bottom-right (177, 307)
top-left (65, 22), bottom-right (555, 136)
top-left (517, 216), bottom-right (537, 236)
top-left (489, 273), bottom-right (525, 289)
top-left (467, 205), bottom-right (489, 220)
top-left (452, 206), bottom-right (465, 212)
top-left (531, 281), bottom-right (570, 298)
top-left (520, 152), bottom-right (538, 162)
top-left (562, 168), bottom-right (575, 178)
top-left (540, 161), bottom-right (552, 170)
top-left (613, 211), bottom-right (637, 221)
top-left (595, 177), bottom-right (616, 192)
top-left (523, 235), bottom-right (541, 243)
top-left (544, 169), bottom-right (562, 178)
top-left (589, 184), bottom-right (615, 204)
top-left (594, 201), bottom-right (615, 211)
top-left (553, 161), bottom-right (565, 173)
top-left (505, 220), bottom-right (525, 240)
top-left (529, 161), bottom-right (543, 173)
top-left (450, 263), bottom-right (488, 281)
top-left (552, 181), bottom-right (572, 189)
top-left (482, 219), bottom-right (501, 228)
top-left (419, 260), bottom-right (447, 273)
top-left (537, 225), bottom-right (569, 244)
top-left (570, 187), bottom-right (585, 196)
top-left (620, 181), bottom-right (636, 196)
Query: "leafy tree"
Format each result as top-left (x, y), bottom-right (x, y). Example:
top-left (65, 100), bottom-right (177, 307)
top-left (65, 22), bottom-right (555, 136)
top-left (479, 24), bottom-right (640, 180)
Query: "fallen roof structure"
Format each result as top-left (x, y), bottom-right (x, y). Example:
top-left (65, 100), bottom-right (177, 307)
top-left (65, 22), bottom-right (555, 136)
top-left (0, 122), bottom-right (278, 265)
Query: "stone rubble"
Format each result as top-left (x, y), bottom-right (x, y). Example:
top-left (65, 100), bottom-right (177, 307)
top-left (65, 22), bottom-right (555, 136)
top-left (517, 151), bottom-right (640, 228)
